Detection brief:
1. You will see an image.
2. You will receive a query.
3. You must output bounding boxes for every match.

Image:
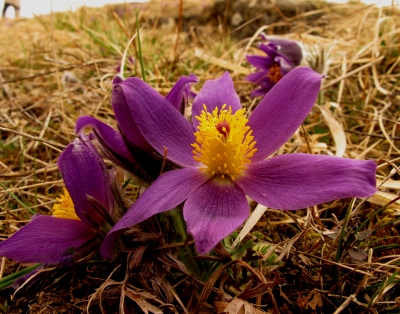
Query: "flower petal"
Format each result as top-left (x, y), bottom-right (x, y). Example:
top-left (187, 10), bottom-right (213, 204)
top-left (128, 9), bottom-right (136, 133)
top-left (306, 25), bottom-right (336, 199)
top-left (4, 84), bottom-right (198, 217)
top-left (250, 87), bottom-right (273, 99)
top-left (258, 43), bottom-right (278, 56)
top-left (114, 77), bottom-right (198, 167)
top-left (0, 215), bottom-right (97, 264)
top-left (246, 71), bottom-right (275, 91)
top-left (58, 138), bottom-right (114, 227)
top-left (275, 55), bottom-right (295, 74)
top-left (75, 116), bottom-right (137, 171)
top-left (183, 179), bottom-right (249, 254)
top-left (165, 74), bottom-right (198, 112)
top-left (111, 76), bottom-right (152, 152)
top-left (267, 38), bottom-right (303, 66)
top-left (236, 154), bottom-right (377, 210)
top-left (249, 67), bottom-right (322, 161)
top-left (246, 55), bottom-right (275, 70)
top-left (101, 168), bottom-right (209, 258)
top-left (76, 117), bottom-right (160, 181)
top-left (192, 72), bottom-right (242, 129)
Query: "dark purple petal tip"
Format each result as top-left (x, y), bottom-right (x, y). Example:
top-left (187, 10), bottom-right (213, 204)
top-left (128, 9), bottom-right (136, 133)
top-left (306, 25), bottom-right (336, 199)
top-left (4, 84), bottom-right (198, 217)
top-left (166, 74), bottom-right (198, 111)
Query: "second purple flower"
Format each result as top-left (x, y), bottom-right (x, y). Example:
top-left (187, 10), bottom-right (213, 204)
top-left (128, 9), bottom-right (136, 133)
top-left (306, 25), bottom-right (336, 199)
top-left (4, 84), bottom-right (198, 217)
top-left (246, 35), bottom-right (303, 98)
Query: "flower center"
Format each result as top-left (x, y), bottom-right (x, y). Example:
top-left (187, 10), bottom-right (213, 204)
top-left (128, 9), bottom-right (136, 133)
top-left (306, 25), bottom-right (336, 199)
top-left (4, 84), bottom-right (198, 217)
top-left (52, 188), bottom-right (80, 220)
top-left (191, 105), bottom-right (257, 180)
top-left (267, 64), bottom-right (283, 83)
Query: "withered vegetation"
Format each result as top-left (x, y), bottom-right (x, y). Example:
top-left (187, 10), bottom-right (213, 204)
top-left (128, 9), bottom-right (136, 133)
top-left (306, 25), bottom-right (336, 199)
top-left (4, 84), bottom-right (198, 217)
top-left (0, 0), bottom-right (400, 313)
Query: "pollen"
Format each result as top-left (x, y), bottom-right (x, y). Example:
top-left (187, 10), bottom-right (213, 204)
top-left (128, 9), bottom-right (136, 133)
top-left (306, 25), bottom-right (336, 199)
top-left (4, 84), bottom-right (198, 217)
top-left (52, 187), bottom-right (80, 221)
top-left (267, 64), bottom-right (283, 83)
top-left (191, 104), bottom-right (257, 181)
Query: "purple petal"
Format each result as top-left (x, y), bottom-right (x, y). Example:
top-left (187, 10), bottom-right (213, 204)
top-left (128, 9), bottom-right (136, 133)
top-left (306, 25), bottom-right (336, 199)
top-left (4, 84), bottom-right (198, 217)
top-left (275, 55), bottom-right (295, 75)
top-left (165, 74), bottom-right (198, 112)
top-left (246, 71), bottom-right (276, 91)
top-left (75, 116), bottom-right (137, 171)
top-left (249, 67), bottom-right (322, 161)
top-left (250, 87), bottom-right (274, 99)
top-left (114, 78), bottom-right (198, 168)
top-left (267, 38), bottom-right (303, 66)
top-left (236, 154), bottom-right (377, 210)
top-left (111, 76), bottom-right (152, 152)
top-left (192, 72), bottom-right (242, 129)
top-left (184, 179), bottom-right (249, 254)
top-left (246, 71), bottom-right (268, 85)
top-left (258, 43), bottom-right (278, 56)
top-left (76, 118), bottom-right (165, 182)
top-left (246, 55), bottom-right (275, 70)
top-left (101, 168), bottom-right (209, 258)
top-left (58, 138), bottom-right (114, 228)
top-left (0, 215), bottom-right (97, 264)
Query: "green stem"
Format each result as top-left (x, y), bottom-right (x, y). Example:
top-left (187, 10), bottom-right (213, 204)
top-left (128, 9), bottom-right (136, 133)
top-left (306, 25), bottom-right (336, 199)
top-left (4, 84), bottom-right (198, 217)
top-left (136, 8), bottom-right (146, 82)
top-left (168, 208), bottom-right (201, 278)
top-left (0, 263), bottom-right (42, 289)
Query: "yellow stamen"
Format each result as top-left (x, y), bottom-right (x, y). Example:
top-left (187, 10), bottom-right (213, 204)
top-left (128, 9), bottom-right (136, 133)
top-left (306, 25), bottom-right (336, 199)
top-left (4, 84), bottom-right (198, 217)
top-left (267, 64), bottom-right (283, 83)
top-left (191, 105), bottom-right (257, 181)
top-left (52, 187), bottom-right (80, 221)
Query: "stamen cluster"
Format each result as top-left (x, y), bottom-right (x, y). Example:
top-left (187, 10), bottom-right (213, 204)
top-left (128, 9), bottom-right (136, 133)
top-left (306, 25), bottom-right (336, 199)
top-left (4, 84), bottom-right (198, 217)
top-left (192, 105), bottom-right (257, 180)
top-left (52, 188), bottom-right (80, 221)
top-left (267, 64), bottom-right (283, 83)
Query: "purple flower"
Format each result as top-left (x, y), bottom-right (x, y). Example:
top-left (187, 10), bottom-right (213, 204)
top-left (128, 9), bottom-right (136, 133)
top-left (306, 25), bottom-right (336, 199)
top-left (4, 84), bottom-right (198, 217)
top-left (246, 36), bottom-right (303, 98)
top-left (0, 139), bottom-right (115, 265)
top-left (75, 74), bottom-right (198, 181)
top-left (101, 67), bottom-right (377, 257)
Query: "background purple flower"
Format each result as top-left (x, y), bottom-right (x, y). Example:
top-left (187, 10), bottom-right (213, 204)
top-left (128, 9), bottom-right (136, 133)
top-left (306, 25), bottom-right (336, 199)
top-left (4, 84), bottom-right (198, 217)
top-left (0, 138), bottom-right (115, 265)
top-left (246, 36), bottom-right (303, 98)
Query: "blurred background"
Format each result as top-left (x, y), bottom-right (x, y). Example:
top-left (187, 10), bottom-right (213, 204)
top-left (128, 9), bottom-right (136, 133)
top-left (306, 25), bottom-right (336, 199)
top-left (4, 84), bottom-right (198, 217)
top-left (1, 0), bottom-right (147, 18)
top-left (1, 0), bottom-right (399, 19)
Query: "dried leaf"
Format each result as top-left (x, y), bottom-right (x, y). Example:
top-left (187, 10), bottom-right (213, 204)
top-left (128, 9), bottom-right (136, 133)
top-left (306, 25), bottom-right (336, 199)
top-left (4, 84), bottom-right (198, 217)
top-left (124, 289), bottom-right (163, 314)
top-left (214, 299), bottom-right (266, 314)
top-left (279, 289), bottom-right (292, 304)
top-left (306, 291), bottom-right (323, 310)
top-left (377, 179), bottom-right (400, 190)
top-left (195, 49), bottom-right (250, 75)
top-left (298, 254), bottom-right (312, 266)
top-left (355, 230), bottom-right (372, 241)
top-left (231, 204), bottom-right (267, 249)
top-left (221, 298), bottom-right (244, 314)
top-left (322, 227), bottom-right (340, 240)
top-left (318, 105), bottom-right (346, 157)
top-left (368, 191), bottom-right (400, 209)
top-left (243, 301), bottom-right (257, 314)
top-left (349, 248), bottom-right (368, 262)
top-left (237, 282), bottom-right (273, 300)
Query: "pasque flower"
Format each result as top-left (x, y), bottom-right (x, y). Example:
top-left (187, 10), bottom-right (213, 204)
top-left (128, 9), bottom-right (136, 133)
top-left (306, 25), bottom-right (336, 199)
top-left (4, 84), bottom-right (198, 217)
top-left (75, 74), bottom-right (198, 181)
top-left (101, 67), bottom-right (377, 257)
top-left (247, 36), bottom-right (303, 98)
top-left (0, 138), bottom-right (115, 265)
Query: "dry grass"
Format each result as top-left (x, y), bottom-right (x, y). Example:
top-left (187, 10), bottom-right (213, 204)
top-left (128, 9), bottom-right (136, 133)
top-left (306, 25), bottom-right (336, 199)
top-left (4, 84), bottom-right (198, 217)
top-left (0, 0), bottom-right (400, 313)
